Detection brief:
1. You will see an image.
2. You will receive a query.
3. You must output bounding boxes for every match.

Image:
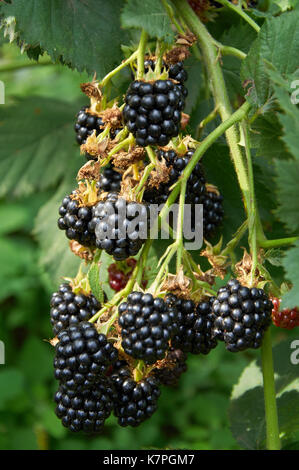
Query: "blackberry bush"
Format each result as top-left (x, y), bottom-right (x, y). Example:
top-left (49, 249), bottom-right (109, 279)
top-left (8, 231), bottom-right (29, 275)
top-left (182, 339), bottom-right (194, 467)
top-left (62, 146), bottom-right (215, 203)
top-left (118, 291), bottom-right (179, 364)
top-left (211, 279), bottom-right (273, 352)
top-left (50, 283), bottom-right (101, 335)
top-left (54, 322), bottom-right (118, 391)
top-left (123, 79), bottom-right (183, 147)
top-left (111, 365), bottom-right (161, 427)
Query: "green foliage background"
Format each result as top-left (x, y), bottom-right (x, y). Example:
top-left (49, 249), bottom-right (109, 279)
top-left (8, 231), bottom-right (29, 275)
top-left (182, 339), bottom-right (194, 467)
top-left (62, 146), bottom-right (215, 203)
top-left (0, 0), bottom-right (298, 450)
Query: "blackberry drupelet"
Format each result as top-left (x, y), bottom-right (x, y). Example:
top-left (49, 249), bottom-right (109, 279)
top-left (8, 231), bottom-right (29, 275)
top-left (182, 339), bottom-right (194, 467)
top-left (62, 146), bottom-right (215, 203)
top-left (50, 283), bottom-right (101, 335)
top-left (271, 297), bottom-right (299, 330)
top-left (118, 292), bottom-right (179, 364)
top-left (54, 377), bottom-right (116, 433)
top-left (54, 322), bottom-right (118, 391)
top-left (153, 347), bottom-right (187, 387)
top-left (57, 192), bottom-right (96, 248)
top-left (123, 79), bottom-right (183, 147)
top-left (211, 279), bottom-right (273, 352)
top-left (143, 149), bottom-right (206, 206)
top-left (165, 294), bottom-right (217, 354)
top-left (97, 166), bottom-right (122, 193)
top-left (90, 192), bottom-right (148, 261)
top-left (111, 365), bottom-right (161, 427)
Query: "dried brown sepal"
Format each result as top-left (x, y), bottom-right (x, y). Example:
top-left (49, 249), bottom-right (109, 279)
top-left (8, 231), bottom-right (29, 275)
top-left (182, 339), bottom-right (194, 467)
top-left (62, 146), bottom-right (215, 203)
top-left (235, 249), bottom-right (266, 288)
top-left (112, 147), bottom-right (145, 170)
top-left (161, 269), bottom-right (191, 299)
top-left (71, 180), bottom-right (100, 207)
top-left (69, 240), bottom-right (96, 261)
top-left (165, 45), bottom-right (191, 65)
top-left (193, 269), bottom-right (215, 286)
top-left (147, 158), bottom-right (172, 189)
top-left (201, 240), bottom-right (229, 279)
top-left (180, 112), bottom-right (190, 130)
top-left (176, 31), bottom-right (197, 48)
top-left (77, 159), bottom-right (101, 182)
top-left (100, 105), bottom-right (122, 130)
top-left (80, 81), bottom-right (102, 101)
top-left (49, 336), bottom-right (59, 347)
top-left (80, 133), bottom-right (110, 159)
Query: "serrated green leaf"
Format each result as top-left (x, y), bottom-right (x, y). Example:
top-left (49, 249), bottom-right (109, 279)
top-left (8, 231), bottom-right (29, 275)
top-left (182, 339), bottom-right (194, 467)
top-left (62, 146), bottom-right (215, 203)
top-left (274, 159), bottom-right (299, 233)
top-left (229, 338), bottom-right (299, 449)
top-left (0, 97), bottom-right (82, 197)
top-left (88, 262), bottom-right (104, 304)
top-left (1, 0), bottom-right (126, 76)
top-left (121, 0), bottom-right (174, 43)
top-left (281, 240), bottom-right (299, 308)
top-left (241, 11), bottom-right (299, 109)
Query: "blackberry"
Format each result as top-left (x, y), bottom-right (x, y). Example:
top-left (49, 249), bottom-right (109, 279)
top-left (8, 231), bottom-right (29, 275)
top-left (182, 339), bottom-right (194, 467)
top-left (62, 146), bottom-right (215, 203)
top-left (90, 192), bottom-right (149, 261)
top-left (211, 279), bottom-right (273, 352)
top-left (123, 79), bottom-right (183, 147)
top-left (54, 322), bottom-right (118, 391)
top-left (153, 348), bottom-right (187, 387)
top-left (111, 365), bottom-right (161, 427)
top-left (108, 258), bottom-right (137, 292)
top-left (118, 292), bottom-right (179, 364)
top-left (97, 166), bottom-right (122, 193)
top-left (75, 106), bottom-right (105, 147)
top-left (201, 190), bottom-right (224, 238)
top-left (57, 193), bottom-right (96, 248)
top-left (166, 295), bottom-right (217, 354)
top-left (75, 106), bottom-right (121, 161)
top-left (54, 377), bottom-right (116, 433)
top-left (143, 149), bottom-right (206, 206)
top-left (50, 283), bottom-right (101, 335)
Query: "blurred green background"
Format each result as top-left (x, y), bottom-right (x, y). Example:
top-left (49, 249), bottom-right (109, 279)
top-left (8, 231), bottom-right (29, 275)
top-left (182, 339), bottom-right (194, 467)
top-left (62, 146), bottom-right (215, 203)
top-left (0, 38), bottom-right (297, 451)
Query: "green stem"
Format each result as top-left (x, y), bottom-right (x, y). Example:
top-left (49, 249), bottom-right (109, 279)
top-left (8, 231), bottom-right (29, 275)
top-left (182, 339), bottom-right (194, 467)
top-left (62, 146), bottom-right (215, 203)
top-left (161, 0), bottom-right (184, 33)
top-left (137, 30), bottom-right (148, 80)
top-left (218, 44), bottom-right (247, 60)
top-left (221, 220), bottom-right (248, 257)
top-left (261, 329), bottom-right (281, 450)
top-left (176, 180), bottom-right (187, 271)
top-left (215, 0), bottom-right (261, 32)
top-left (173, 0), bottom-right (251, 213)
top-left (258, 237), bottom-right (299, 249)
top-left (100, 51), bottom-right (138, 87)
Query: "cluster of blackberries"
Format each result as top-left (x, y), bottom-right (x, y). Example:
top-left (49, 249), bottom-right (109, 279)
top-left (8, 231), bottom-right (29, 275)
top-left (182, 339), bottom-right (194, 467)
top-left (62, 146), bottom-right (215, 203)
top-left (211, 279), bottom-right (273, 352)
top-left (123, 79), bottom-right (183, 147)
top-left (90, 192), bottom-right (149, 261)
top-left (143, 148), bottom-right (224, 239)
top-left (118, 292), bottom-right (180, 364)
top-left (50, 283), bottom-right (101, 335)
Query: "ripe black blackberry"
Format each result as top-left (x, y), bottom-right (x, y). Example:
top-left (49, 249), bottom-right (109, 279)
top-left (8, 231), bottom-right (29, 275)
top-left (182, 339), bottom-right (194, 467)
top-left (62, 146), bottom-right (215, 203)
top-left (118, 292), bottom-right (179, 364)
top-left (165, 294), bottom-right (217, 354)
top-left (211, 279), bottom-right (273, 352)
top-left (54, 322), bottom-right (118, 391)
top-left (57, 192), bottom-right (96, 248)
top-left (50, 283), bottom-right (101, 335)
top-left (123, 79), bottom-right (183, 147)
top-left (111, 365), bottom-right (161, 427)
top-left (90, 192), bottom-right (148, 261)
top-left (54, 377), bottom-right (116, 433)
top-left (143, 149), bottom-right (206, 206)
top-left (97, 166), bottom-right (122, 193)
top-left (74, 106), bottom-right (105, 147)
top-left (153, 348), bottom-right (187, 387)
top-left (201, 190), bottom-right (224, 238)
